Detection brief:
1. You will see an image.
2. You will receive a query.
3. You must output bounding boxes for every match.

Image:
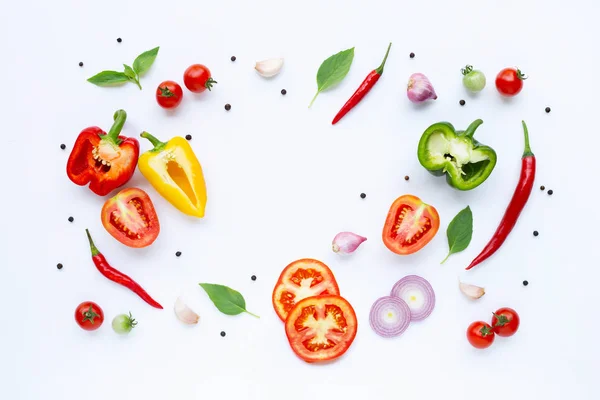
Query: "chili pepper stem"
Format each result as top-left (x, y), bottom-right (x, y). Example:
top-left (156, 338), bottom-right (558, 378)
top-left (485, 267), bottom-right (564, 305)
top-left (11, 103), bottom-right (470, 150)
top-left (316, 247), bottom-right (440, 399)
top-left (375, 42), bottom-right (393, 75)
top-left (105, 110), bottom-right (127, 142)
top-left (522, 120), bottom-right (534, 157)
top-left (140, 131), bottom-right (167, 152)
top-left (85, 229), bottom-right (100, 257)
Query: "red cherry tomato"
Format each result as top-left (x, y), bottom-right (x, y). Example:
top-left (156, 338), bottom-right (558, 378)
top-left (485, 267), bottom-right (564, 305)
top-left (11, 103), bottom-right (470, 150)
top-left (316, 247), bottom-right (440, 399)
top-left (156, 80), bottom-right (183, 109)
top-left (495, 67), bottom-right (526, 97)
top-left (75, 301), bottom-right (104, 331)
top-left (183, 64), bottom-right (217, 93)
top-left (466, 321), bottom-right (495, 349)
top-left (491, 307), bottom-right (520, 337)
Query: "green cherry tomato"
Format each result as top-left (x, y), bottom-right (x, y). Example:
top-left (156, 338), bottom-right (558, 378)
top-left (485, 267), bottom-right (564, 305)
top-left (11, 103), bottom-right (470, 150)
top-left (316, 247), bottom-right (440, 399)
top-left (461, 65), bottom-right (486, 92)
top-left (112, 312), bottom-right (138, 335)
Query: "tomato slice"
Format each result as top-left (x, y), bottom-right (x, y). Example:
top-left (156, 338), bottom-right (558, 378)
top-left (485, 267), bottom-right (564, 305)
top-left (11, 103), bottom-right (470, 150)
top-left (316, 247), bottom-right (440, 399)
top-left (382, 194), bottom-right (440, 255)
top-left (285, 295), bottom-right (357, 363)
top-left (101, 188), bottom-right (160, 248)
top-left (272, 259), bottom-right (340, 321)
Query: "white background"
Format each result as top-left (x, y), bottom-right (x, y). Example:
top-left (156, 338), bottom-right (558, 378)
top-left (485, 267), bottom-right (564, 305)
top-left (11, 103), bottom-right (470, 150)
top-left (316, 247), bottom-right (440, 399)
top-left (1, 0), bottom-right (599, 398)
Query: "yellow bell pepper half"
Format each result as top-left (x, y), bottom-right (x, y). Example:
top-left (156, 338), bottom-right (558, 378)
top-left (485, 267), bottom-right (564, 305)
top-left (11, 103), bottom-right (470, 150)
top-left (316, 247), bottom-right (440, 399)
top-left (138, 132), bottom-right (207, 218)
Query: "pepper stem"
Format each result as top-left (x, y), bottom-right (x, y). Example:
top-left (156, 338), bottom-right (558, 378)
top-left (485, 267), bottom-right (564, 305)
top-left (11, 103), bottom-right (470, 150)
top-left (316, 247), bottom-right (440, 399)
top-left (85, 229), bottom-right (100, 257)
top-left (375, 42), bottom-right (393, 75)
top-left (106, 110), bottom-right (127, 141)
top-left (521, 120), bottom-right (534, 157)
top-left (140, 131), bottom-right (167, 152)
top-left (463, 119), bottom-right (484, 138)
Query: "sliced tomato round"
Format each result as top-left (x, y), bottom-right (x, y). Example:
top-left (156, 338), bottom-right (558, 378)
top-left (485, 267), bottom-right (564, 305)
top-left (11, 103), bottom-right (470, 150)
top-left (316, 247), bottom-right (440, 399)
top-left (272, 259), bottom-right (340, 321)
top-left (101, 188), bottom-right (160, 248)
top-left (285, 295), bottom-right (357, 363)
top-left (382, 194), bottom-right (440, 255)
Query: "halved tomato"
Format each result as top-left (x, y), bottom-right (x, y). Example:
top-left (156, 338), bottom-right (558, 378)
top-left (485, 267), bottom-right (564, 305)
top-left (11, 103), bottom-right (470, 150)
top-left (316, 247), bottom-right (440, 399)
top-left (285, 295), bottom-right (357, 363)
top-left (272, 259), bottom-right (340, 321)
top-left (382, 194), bottom-right (440, 255)
top-left (101, 188), bottom-right (160, 248)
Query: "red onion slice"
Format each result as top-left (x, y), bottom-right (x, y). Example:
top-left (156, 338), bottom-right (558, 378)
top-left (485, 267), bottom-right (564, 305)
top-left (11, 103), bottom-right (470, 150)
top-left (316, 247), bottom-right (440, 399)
top-left (390, 275), bottom-right (435, 321)
top-left (369, 296), bottom-right (411, 337)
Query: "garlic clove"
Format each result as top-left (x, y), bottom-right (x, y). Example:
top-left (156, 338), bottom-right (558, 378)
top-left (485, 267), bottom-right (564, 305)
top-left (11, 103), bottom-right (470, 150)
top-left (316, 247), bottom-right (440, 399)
top-left (332, 232), bottom-right (367, 255)
top-left (407, 72), bottom-right (438, 103)
top-left (255, 58), bottom-right (284, 78)
top-left (174, 297), bottom-right (200, 325)
top-left (459, 281), bottom-right (485, 300)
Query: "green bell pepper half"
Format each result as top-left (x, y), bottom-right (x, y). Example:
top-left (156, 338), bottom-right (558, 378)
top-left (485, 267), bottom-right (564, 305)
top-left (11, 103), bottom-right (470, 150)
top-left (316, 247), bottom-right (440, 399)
top-left (417, 119), bottom-right (497, 190)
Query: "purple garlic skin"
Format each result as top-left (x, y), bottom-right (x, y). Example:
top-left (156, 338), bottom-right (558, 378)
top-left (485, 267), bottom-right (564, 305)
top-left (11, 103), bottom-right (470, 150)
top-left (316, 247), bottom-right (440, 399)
top-left (332, 232), bottom-right (367, 254)
top-left (407, 73), bottom-right (438, 103)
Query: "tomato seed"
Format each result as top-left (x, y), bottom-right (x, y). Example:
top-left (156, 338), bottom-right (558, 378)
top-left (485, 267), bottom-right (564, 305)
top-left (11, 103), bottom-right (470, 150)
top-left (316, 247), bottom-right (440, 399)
top-left (251, 275), bottom-right (257, 281)
top-left (68, 216), bottom-right (74, 223)
top-left (175, 251), bottom-right (182, 257)
top-left (185, 134), bottom-right (192, 141)
top-left (220, 331), bottom-right (226, 337)
top-left (225, 104), bottom-right (231, 111)
top-left (410, 52), bottom-right (415, 58)
top-left (60, 144), bottom-right (66, 150)
top-left (117, 38), bottom-right (122, 43)
top-left (360, 193), bottom-right (366, 199)
top-left (523, 280), bottom-right (529, 286)
top-left (533, 231), bottom-right (539, 237)
top-left (540, 185), bottom-right (545, 191)
top-left (79, 62), bottom-right (83, 67)
top-left (545, 107), bottom-right (551, 113)
top-left (459, 99), bottom-right (466, 106)
top-left (57, 263), bottom-right (63, 270)
top-left (404, 176), bottom-right (409, 181)
top-left (281, 89), bottom-right (287, 95)
top-left (547, 190), bottom-right (553, 195)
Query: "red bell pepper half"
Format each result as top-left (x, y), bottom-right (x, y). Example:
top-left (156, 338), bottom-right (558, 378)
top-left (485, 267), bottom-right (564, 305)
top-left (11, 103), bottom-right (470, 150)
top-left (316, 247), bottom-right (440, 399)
top-left (66, 110), bottom-right (139, 196)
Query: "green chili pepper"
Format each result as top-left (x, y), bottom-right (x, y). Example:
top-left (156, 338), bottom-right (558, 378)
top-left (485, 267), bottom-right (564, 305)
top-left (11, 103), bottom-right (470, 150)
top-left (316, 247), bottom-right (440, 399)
top-left (417, 119), bottom-right (497, 190)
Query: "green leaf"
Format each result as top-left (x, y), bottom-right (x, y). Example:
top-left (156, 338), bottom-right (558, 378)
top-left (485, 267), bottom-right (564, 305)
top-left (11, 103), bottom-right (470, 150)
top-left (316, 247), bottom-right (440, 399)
top-left (441, 206), bottom-right (473, 264)
top-left (132, 46), bottom-right (159, 76)
top-left (87, 71), bottom-right (129, 86)
top-left (199, 283), bottom-right (259, 318)
top-left (309, 47), bottom-right (355, 107)
top-left (123, 64), bottom-right (141, 89)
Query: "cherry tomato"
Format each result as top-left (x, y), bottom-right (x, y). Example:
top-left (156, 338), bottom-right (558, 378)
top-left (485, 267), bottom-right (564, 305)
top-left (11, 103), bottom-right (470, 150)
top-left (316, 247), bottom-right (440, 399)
top-left (495, 67), bottom-right (527, 97)
top-left (466, 321), bottom-right (495, 349)
top-left (491, 307), bottom-right (520, 337)
top-left (183, 64), bottom-right (217, 93)
top-left (75, 301), bottom-right (104, 331)
top-left (272, 259), bottom-right (340, 321)
top-left (101, 188), bottom-right (160, 248)
top-left (382, 194), bottom-right (440, 255)
top-left (156, 80), bottom-right (183, 109)
top-left (285, 295), bottom-right (357, 363)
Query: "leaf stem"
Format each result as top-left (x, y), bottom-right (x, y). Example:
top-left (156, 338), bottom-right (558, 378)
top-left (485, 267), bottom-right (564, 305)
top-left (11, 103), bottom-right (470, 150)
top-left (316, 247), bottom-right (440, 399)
top-left (134, 78), bottom-right (142, 90)
top-left (440, 253), bottom-right (450, 264)
top-left (245, 310), bottom-right (260, 319)
top-left (308, 91), bottom-right (319, 108)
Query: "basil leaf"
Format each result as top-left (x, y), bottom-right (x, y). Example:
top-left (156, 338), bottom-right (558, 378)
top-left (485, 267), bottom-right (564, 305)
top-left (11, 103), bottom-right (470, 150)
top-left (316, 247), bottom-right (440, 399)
top-left (123, 64), bottom-right (141, 89)
top-left (199, 283), bottom-right (259, 318)
top-left (132, 46), bottom-right (159, 76)
top-left (441, 206), bottom-right (473, 264)
top-left (87, 71), bottom-right (129, 86)
top-left (309, 47), bottom-right (355, 107)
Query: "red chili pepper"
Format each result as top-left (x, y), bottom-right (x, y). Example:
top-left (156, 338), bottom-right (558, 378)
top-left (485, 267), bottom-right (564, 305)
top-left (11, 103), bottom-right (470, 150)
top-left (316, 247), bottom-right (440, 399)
top-left (466, 121), bottom-right (535, 270)
top-left (85, 229), bottom-right (163, 309)
top-left (332, 42), bottom-right (392, 125)
top-left (66, 110), bottom-right (139, 196)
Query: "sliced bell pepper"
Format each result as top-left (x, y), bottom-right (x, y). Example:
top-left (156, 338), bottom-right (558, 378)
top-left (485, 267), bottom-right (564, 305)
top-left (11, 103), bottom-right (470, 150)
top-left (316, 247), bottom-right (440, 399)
top-left (138, 132), bottom-right (207, 218)
top-left (417, 119), bottom-right (497, 190)
top-left (66, 110), bottom-right (139, 196)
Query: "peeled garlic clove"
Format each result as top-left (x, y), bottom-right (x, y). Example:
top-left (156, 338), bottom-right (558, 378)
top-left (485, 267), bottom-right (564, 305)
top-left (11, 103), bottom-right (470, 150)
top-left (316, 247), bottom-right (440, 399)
top-left (255, 58), bottom-right (284, 78)
top-left (332, 232), bottom-right (367, 255)
top-left (459, 281), bottom-right (485, 300)
top-left (407, 73), bottom-right (438, 103)
top-left (174, 297), bottom-right (200, 324)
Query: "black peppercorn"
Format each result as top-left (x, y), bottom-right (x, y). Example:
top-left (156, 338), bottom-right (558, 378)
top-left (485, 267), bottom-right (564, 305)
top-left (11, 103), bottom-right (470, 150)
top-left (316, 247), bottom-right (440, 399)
top-left (225, 104), bottom-right (231, 111)
top-left (547, 190), bottom-right (553, 195)
top-left (459, 99), bottom-right (466, 106)
top-left (220, 331), bottom-right (226, 337)
top-left (545, 107), bottom-right (551, 113)
top-left (68, 216), bottom-right (74, 223)
top-left (533, 231), bottom-right (539, 237)
top-left (79, 62), bottom-right (83, 67)
top-left (175, 251), bottom-right (182, 257)
top-left (404, 176), bottom-right (409, 181)
top-left (409, 52), bottom-right (415, 58)
top-left (281, 89), bottom-right (287, 95)
top-left (117, 38), bottom-right (122, 43)
top-left (523, 280), bottom-right (529, 286)
top-left (360, 193), bottom-right (366, 199)
top-left (231, 56), bottom-right (236, 62)
top-left (185, 134), bottom-right (192, 141)
top-left (57, 263), bottom-right (63, 270)
top-left (251, 275), bottom-right (257, 281)
top-left (60, 144), bottom-right (66, 150)
top-left (540, 185), bottom-right (545, 191)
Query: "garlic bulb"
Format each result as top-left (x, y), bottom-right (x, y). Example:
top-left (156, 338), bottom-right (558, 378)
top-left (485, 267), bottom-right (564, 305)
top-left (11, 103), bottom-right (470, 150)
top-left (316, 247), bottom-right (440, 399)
top-left (332, 232), bottom-right (367, 254)
top-left (255, 58), bottom-right (284, 78)
top-left (407, 73), bottom-right (438, 103)
top-left (174, 297), bottom-right (200, 324)
top-left (459, 281), bottom-right (485, 300)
